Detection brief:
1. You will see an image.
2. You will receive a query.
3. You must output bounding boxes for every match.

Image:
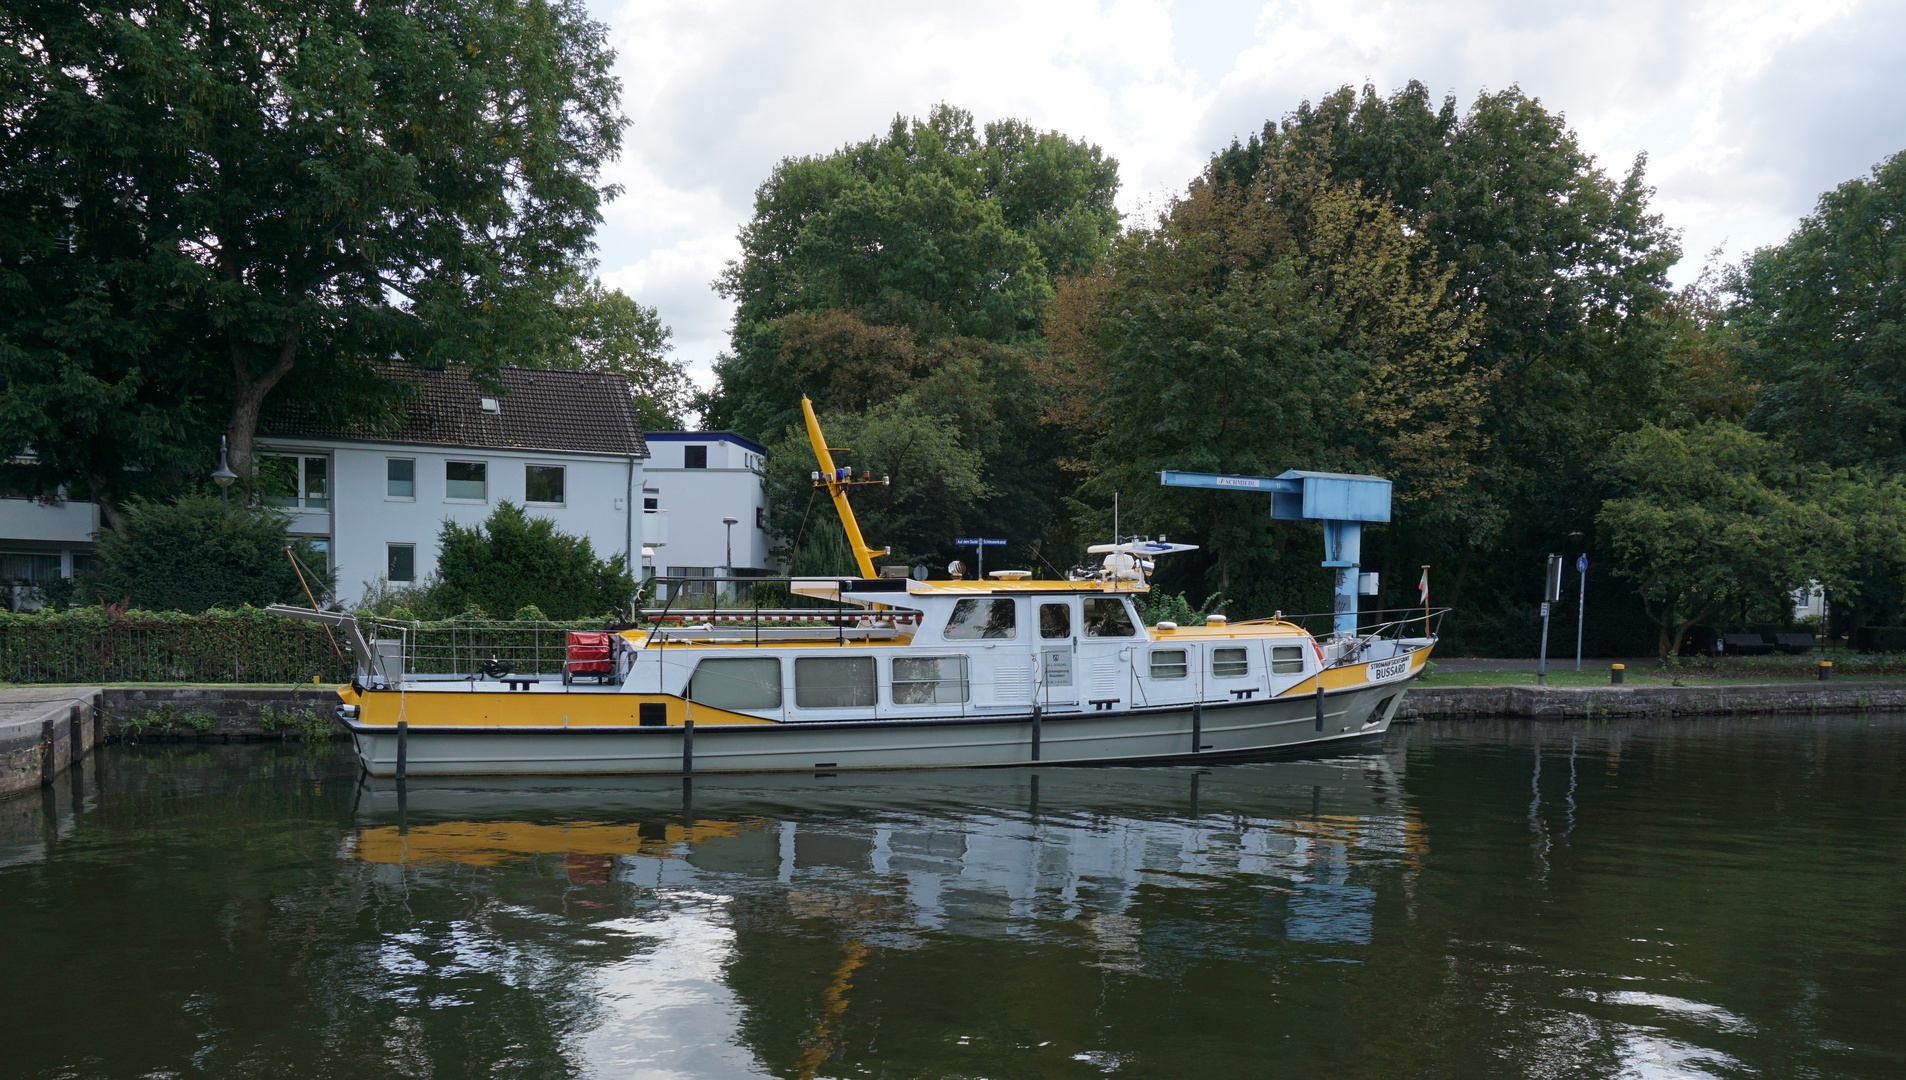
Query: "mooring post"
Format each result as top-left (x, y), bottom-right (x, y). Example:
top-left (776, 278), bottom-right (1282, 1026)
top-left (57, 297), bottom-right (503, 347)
top-left (1610, 663), bottom-right (1624, 685)
top-left (395, 720), bottom-right (408, 780)
top-left (1031, 704), bottom-right (1042, 762)
top-left (1191, 701), bottom-right (1203, 755)
top-left (1315, 679), bottom-right (1326, 732)
top-left (40, 716), bottom-right (56, 787)
top-left (682, 716), bottom-right (695, 776)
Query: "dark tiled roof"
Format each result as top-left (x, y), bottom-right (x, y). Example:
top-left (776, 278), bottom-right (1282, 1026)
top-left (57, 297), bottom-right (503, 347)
top-left (263, 366), bottom-right (648, 457)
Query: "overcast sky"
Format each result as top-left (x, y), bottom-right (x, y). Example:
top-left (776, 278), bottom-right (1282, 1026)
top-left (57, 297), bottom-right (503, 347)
top-left (584, 0), bottom-right (1906, 394)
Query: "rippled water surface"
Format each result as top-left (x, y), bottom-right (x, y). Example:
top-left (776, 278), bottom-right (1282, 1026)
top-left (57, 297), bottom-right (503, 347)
top-left (3, 715), bottom-right (1903, 1079)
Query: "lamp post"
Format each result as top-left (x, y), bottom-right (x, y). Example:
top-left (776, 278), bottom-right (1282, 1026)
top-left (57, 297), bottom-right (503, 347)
top-left (210, 436), bottom-right (238, 503)
top-left (721, 517), bottom-right (739, 605)
top-left (1567, 530), bottom-right (1586, 671)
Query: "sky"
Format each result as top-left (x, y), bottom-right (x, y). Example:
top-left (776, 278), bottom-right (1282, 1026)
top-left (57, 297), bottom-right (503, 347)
top-left (584, 0), bottom-right (1906, 395)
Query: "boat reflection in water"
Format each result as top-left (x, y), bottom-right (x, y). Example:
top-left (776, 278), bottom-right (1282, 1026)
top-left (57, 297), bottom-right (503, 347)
top-left (348, 751), bottom-right (1418, 1077)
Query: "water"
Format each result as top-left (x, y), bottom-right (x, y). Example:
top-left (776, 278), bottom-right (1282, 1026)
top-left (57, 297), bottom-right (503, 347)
top-left (3, 716), bottom-right (1903, 1079)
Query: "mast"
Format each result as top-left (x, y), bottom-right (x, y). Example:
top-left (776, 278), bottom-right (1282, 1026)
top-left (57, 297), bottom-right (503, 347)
top-left (801, 395), bottom-right (887, 578)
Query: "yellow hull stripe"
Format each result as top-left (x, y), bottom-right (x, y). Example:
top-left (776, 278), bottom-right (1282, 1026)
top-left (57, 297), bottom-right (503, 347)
top-left (1277, 644), bottom-right (1435, 697)
top-left (336, 685), bottom-right (773, 727)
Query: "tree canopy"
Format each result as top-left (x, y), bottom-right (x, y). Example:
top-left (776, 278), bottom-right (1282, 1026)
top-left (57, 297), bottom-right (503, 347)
top-left (432, 502), bottom-right (638, 620)
top-left (0, 0), bottom-right (627, 525)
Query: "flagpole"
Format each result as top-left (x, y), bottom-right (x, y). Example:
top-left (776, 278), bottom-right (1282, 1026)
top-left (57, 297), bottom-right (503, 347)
top-left (1420, 565), bottom-right (1431, 639)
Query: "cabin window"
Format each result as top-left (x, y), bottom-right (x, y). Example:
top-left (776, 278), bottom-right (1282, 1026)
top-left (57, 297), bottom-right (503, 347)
top-left (892, 656), bottom-right (970, 704)
top-left (445, 460), bottom-right (487, 500)
top-left (689, 657), bottom-right (782, 710)
top-left (684, 445), bottom-right (708, 469)
top-left (1083, 597), bottom-right (1136, 637)
top-left (1149, 649), bottom-right (1188, 679)
top-left (944, 598), bottom-right (1016, 639)
top-left (1212, 647), bottom-right (1250, 678)
top-left (525, 464), bottom-right (565, 505)
top-left (1039, 603), bottom-right (1071, 639)
top-left (794, 656), bottom-right (875, 708)
top-left (386, 458), bottom-right (415, 499)
top-left (1271, 645), bottom-right (1307, 674)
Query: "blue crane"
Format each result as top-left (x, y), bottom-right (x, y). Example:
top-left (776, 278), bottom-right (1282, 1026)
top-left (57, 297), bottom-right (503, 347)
top-left (1158, 469), bottom-right (1393, 638)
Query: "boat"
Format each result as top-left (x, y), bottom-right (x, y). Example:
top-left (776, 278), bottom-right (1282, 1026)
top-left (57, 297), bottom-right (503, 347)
top-left (277, 398), bottom-right (1442, 777)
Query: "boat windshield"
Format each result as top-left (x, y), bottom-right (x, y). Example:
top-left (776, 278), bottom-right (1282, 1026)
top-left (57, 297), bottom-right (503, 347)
top-left (1083, 597), bottom-right (1136, 637)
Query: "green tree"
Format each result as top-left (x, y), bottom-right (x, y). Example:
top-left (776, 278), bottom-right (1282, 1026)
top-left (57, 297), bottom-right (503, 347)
top-left (542, 281), bottom-right (692, 429)
top-left (0, 0), bottom-right (625, 518)
top-left (432, 502), bottom-right (636, 620)
top-left (89, 494), bottom-right (334, 613)
top-left (704, 104), bottom-right (1119, 443)
top-left (1597, 423), bottom-right (1896, 658)
top-left (1732, 149), bottom-right (1906, 470)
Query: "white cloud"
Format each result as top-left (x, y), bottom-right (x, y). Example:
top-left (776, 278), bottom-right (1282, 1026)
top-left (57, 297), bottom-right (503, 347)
top-left (585, 0), bottom-right (1906, 395)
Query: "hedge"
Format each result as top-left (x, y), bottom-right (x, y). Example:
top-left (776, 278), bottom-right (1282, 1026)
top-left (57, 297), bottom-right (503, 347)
top-left (0, 607), bottom-right (639, 684)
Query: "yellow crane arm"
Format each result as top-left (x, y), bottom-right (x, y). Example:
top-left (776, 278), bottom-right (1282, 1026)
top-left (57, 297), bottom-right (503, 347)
top-left (801, 395), bottom-right (883, 578)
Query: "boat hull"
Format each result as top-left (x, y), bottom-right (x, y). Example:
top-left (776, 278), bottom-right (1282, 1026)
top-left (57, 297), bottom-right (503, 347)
top-left (345, 678), bottom-right (1416, 777)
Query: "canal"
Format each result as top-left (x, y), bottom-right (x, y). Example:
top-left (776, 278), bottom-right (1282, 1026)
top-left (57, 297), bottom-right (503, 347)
top-left (2, 715), bottom-right (1902, 1079)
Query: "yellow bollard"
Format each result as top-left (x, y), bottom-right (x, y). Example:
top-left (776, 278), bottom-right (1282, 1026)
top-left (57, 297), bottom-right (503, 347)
top-left (1610, 663), bottom-right (1625, 685)
top-left (1819, 660), bottom-right (1832, 682)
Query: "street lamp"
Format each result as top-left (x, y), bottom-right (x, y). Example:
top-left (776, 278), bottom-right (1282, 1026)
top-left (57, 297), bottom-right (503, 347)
top-left (210, 435), bottom-right (238, 503)
top-left (722, 517), bottom-right (739, 572)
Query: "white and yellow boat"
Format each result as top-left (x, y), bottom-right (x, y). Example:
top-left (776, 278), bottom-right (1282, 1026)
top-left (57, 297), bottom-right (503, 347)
top-left (279, 400), bottom-right (1440, 777)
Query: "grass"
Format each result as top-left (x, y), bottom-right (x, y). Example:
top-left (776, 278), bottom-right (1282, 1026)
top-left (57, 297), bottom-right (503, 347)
top-left (1419, 659), bottom-right (1905, 688)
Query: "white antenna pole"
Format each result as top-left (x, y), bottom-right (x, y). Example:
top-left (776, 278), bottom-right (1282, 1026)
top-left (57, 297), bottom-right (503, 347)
top-left (1113, 492), bottom-right (1119, 546)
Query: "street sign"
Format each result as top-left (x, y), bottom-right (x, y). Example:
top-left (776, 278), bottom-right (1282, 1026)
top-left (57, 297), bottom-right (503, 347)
top-left (954, 538), bottom-right (1007, 546)
top-left (1576, 554), bottom-right (1588, 573)
top-left (1540, 602), bottom-right (1550, 617)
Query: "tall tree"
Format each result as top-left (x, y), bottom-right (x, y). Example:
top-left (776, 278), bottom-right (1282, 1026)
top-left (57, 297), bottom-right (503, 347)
top-left (1732, 149), bottom-right (1906, 470)
top-left (541, 281), bottom-right (692, 430)
top-left (0, 0), bottom-right (626, 516)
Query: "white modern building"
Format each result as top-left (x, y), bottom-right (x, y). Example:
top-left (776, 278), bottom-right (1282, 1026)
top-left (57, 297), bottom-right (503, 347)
top-left (640, 431), bottom-right (775, 597)
top-left (0, 491), bottom-right (99, 607)
top-left (256, 366), bottom-right (648, 602)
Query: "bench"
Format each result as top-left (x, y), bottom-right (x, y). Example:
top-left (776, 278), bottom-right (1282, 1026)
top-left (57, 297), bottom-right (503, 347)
top-left (1774, 633), bottom-right (1817, 654)
top-left (1721, 633), bottom-right (1776, 655)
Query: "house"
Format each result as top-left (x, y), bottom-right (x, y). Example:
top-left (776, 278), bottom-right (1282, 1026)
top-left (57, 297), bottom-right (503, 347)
top-left (0, 485), bottom-right (99, 607)
top-left (640, 430), bottom-right (775, 597)
top-left (257, 365), bottom-right (648, 603)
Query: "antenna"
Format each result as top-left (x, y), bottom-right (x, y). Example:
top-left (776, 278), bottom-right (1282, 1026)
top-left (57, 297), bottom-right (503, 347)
top-left (1113, 492), bottom-right (1119, 547)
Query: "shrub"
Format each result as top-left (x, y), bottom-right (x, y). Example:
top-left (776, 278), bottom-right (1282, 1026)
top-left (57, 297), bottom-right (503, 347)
top-left (91, 494), bottom-right (335, 613)
top-left (433, 502), bottom-right (637, 620)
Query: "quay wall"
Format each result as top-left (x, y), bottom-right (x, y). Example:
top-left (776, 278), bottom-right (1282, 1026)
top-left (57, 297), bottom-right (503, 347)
top-left (0, 688), bottom-right (103, 799)
top-left (1398, 681), bottom-right (1906, 720)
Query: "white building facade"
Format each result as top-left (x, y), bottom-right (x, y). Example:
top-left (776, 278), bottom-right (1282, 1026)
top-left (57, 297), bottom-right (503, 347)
top-left (258, 366), bottom-right (649, 603)
top-left (640, 431), bottom-right (774, 592)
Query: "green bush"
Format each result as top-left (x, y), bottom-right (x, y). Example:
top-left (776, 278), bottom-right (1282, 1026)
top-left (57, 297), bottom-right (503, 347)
top-left (90, 494), bottom-right (335, 613)
top-left (433, 502), bottom-right (637, 621)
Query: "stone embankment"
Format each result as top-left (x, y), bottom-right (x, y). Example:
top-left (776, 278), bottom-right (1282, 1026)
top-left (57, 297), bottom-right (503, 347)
top-left (1, 687), bottom-right (104, 798)
top-left (1398, 681), bottom-right (1906, 720)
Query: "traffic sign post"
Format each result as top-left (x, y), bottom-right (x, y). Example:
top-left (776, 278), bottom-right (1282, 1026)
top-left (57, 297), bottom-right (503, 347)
top-left (1539, 555), bottom-right (1563, 686)
top-left (954, 538), bottom-right (1006, 579)
top-left (1574, 554), bottom-right (1588, 671)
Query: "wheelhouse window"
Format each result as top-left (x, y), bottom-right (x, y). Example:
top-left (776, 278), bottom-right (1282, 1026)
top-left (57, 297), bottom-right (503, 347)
top-left (1039, 602), bottom-right (1071, 639)
top-left (1149, 649), bottom-right (1188, 679)
top-left (1213, 647), bottom-right (1251, 678)
top-left (794, 656), bottom-right (875, 709)
top-left (892, 656), bottom-right (969, 704)
top-left (525, 464), bottom-right (565, 505)
top-left (260, 455), bottom-right (328, 510)
top-left (1083, 597), bottom-right (1136, 637)
top-left (386, 458), bottom-right (415, 499)
top-left (683, 445), bottom-right (708, 469)
top-left (387, 544), bottom-right (415, 583)
top-left (689, 657), bottom-right (782, 710)
top-left (1271, 645), bottom-right (1307, 674)
top-left (944, 598), bottom-right (1016, 640)
top-left (445, 460), bottom-right (487, 500)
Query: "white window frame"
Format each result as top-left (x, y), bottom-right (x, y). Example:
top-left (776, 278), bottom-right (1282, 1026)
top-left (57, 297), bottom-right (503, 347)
top-left (386, 457), bottom-right (416, 501)
top-left (444, 460), bottom-right (488, 503)
top-left (387, 543), bottom-right (417, 583)
top-left (524, 463), bottom-right (566, 507)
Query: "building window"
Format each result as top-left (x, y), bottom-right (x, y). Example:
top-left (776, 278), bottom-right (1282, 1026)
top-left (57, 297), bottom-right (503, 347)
top-left (644, 497), bottom-right (659, 511)
top-left (683, 445), bottom-right (708, 469)
top-left (1083, 597), bottom-right (1136, 637)
top-left (794, 656), bottom-right (876, 709)
top-left (0, 552), bottom-right (62, 584)
top-left (1271, 645), bottom-right (1307, 674)
top-left (261, 455), bottom-right (329, 510)
top-left (755, 506), bottom-right (766, 530)
top-left (445, 460), bottom-right (487, 500)
top-left (388, 544), bottom-right (416, 583)
top-left (892, 656), bottom-right (969, 704)
top-left (387, 458), bottom-right (415, 499)
top-left (944, 598), bottom-right (1016, 640)
top-left (525, 464), bottom-right (565, 505)
top-left (689, 657), bottom-right (782, 710)
top-left (303, 539), bottom-right (331, 571)
top-left (1213, 647), bottom-right (1251, 678)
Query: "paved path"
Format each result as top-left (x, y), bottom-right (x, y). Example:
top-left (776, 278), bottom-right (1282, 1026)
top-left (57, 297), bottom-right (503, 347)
top-left (1432, 658), bottom-right (1658, 672)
